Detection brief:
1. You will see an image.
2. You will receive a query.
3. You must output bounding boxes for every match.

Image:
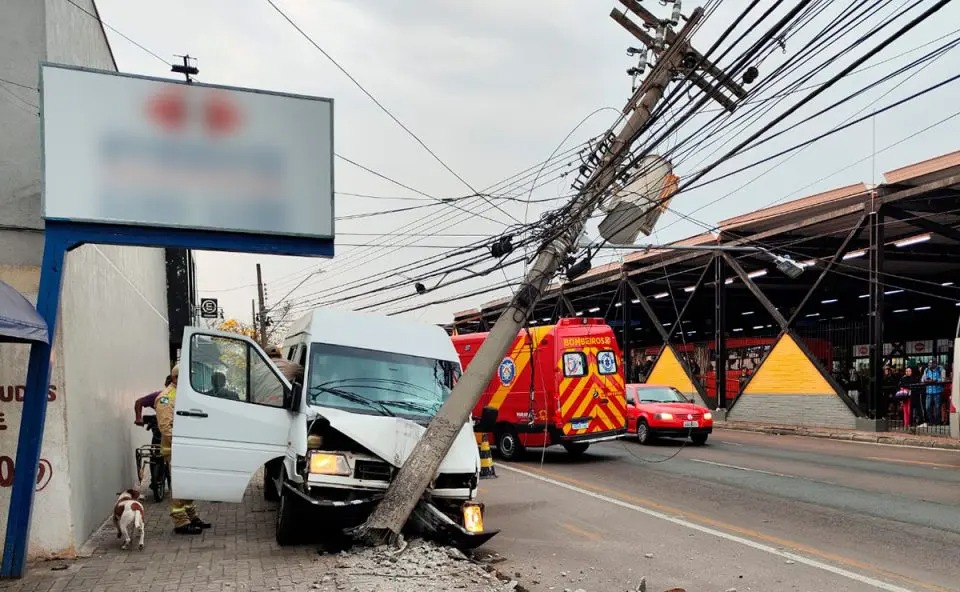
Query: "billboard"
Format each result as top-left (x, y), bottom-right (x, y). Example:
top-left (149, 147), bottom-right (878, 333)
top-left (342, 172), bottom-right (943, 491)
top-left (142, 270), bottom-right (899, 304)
top-left (40, 64), bottom-right (334, 239)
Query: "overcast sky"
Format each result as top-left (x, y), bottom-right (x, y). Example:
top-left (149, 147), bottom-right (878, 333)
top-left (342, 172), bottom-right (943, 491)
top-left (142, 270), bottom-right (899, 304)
top-left (94, 0), bottom-right (960, 327)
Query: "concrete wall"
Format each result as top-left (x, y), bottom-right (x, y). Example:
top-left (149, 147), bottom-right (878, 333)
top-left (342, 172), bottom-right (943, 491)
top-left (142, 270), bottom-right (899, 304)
top-left (0, 0), bottom-right (45, 266)
top-left (60, 245), bottom-right (168, 549)
top-left (0, 0), bottom-right (171, 559)
top-left (727, 394), bottom-right (858, 429)
top-left (0, 267), bottom-right (74, 559)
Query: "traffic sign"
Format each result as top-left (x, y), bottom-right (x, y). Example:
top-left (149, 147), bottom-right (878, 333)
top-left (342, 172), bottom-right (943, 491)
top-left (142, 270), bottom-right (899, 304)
top-left (199, 298), bottom-right (219, 319)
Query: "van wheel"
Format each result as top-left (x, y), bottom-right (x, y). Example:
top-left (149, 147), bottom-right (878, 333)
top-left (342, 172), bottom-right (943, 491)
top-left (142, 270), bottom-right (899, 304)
top-left (263, 460), bottom-right (280, 502)
top-left (275, 482), bottom-right (302, 546)
top-left (496, 428), bottom-right (524, 461)
top-left (562, 442), bottom-right (590, 457)
top-left (691, 433), bottom-right (709, 446)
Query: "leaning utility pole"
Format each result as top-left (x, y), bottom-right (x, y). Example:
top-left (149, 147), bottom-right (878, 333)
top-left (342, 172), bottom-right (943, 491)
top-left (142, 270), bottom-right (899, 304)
top-left (256, 263), bottom-right (268, 348)
top-left (361, 3), bottom-right (732, 544)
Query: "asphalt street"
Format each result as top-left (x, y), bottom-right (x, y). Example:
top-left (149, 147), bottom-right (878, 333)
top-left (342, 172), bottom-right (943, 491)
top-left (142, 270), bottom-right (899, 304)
top-left (477, 429), bottom-right (960, 592)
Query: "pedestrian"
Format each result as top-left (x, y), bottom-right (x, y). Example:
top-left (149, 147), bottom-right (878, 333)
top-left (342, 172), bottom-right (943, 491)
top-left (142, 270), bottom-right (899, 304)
top-left (920, 359), bottom-right (944, 427)
top-left (895, 367), bottom-right (914, 428)
top-left (155, 365), bottom-right (212, 534)
top-left (134, 375), bottom-right (171, 426)
top-left (267, 345), bottom-right (303, 384)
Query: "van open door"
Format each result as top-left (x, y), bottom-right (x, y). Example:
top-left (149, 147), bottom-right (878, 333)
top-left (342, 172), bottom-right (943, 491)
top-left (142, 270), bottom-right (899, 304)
top-left (171, 327), bottom-right (297, 502)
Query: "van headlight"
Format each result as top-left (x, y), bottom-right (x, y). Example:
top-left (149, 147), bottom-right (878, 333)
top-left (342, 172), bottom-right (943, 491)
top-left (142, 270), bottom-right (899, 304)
top-left (308, 452), bottom-right (351, 476)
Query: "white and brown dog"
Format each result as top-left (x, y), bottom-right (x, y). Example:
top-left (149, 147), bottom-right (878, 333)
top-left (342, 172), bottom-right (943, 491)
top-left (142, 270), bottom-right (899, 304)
top-left (113, 489), bottom-right (145, 551)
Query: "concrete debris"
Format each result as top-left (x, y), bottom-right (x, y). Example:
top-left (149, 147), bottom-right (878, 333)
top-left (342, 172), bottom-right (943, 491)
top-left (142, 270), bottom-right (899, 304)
top-left (305, 538), bottom-right (523, 591)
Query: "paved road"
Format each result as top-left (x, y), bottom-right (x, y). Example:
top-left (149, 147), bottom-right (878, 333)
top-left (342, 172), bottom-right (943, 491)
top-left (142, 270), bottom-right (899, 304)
top-left (478, 429), bottom-right (960, 592)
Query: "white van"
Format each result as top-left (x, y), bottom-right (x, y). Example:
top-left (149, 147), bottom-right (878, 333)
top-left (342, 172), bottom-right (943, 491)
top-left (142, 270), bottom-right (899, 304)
top-left (170, 308), bottom-right (496, 547)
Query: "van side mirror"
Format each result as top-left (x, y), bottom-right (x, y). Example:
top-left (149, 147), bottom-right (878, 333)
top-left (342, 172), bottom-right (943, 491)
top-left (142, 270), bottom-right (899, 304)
top-left (474, 406), bottom-right (498, 432)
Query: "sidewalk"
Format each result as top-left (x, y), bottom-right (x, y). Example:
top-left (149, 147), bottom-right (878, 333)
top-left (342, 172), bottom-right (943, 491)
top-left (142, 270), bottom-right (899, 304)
top-left (717, 420), bottom-right (960, 450)
top-left (0, 473), bottom-right (521, 592)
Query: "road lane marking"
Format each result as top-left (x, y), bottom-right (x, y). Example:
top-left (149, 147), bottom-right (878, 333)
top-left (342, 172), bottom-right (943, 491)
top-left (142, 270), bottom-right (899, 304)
top-left (500, 464), bottom-right (946, 592)
top-left (865, 456), bottom-right (957, 469)
top-left (690, 458), bottom-right (793, 477)
top-left (560, 521), bottom-right (602, 541)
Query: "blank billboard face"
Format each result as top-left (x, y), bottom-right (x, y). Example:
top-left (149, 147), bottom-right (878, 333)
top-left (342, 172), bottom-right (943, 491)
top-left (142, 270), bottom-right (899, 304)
top-left (40, 64), bottom-right (334, 239)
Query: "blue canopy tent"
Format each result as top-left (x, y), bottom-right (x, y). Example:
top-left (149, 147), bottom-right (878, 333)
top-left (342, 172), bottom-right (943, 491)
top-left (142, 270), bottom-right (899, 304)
top-left (0, 281), bottom-right (48, 344)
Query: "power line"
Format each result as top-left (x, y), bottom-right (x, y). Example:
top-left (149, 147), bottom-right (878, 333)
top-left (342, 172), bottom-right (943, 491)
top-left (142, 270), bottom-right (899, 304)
top-left (264, 0), bottom-right (524, 225)
top-left (62, 0), bottom-right (171, 67)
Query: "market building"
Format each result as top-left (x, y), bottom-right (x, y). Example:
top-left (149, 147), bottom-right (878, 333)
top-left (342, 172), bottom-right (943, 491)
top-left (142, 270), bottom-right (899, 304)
top-left (453, 151), bottom-right (960, 438)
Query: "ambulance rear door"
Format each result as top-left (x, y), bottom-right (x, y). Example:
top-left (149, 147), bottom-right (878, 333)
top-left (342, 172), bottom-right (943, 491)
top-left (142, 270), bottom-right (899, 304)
top-left (171, 327), bottom-right (298, 502)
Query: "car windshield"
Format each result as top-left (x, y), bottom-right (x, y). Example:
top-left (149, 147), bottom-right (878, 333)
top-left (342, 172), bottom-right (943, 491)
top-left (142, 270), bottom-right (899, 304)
top-left (306, 342), bottom-right (460, 420)
top-left (636, 386), bottom-right (687, 403)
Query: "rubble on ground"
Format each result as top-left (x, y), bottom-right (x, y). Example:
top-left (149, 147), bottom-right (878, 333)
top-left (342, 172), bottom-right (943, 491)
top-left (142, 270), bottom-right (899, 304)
top-left (304, 538), bottom-right (526, 592)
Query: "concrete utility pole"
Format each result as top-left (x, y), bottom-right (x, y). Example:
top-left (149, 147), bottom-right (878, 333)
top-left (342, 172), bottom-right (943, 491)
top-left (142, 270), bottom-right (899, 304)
top-left (360, 3), bottom-right (738, 545)
top-left (251, 299), bottom-right (258, 341)
top-left (256, 263), bottom-right (268, 348)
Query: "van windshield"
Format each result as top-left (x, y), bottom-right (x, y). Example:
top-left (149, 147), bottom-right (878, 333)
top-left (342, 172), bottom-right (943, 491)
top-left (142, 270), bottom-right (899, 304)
top-left (306, 343), bottom-right (461, 420)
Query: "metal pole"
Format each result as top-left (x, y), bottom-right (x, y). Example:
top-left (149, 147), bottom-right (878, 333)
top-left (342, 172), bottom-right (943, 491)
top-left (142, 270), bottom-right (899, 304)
top-left (715, 253), bottom-right (727, 410)
top-left (358, 9), bottom-right (706, 545)
top-left (622, 278), bottom-right (633, 382)
top-left (868, 206), bottom-right (886, 424)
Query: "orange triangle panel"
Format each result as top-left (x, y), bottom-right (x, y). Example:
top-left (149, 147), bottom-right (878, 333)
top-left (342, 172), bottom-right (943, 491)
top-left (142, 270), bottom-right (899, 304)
top-left (743, 334), bottom-right (836, 396)
top-left (645, 345), bottom-right (696, 394)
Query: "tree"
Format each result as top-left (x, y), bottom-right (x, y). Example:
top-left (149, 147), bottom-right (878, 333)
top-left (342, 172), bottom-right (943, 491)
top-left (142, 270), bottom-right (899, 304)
top-left (214, 318), bottom-right (257, 340)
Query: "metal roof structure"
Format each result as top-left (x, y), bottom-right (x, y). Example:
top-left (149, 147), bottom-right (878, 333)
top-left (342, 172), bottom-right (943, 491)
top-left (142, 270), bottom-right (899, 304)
top-left (455, 150), bottom-right (960, 331)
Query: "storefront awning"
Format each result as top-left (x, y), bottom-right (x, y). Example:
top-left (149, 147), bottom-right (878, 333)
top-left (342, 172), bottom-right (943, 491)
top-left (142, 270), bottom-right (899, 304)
top-left (0, 281), bottom-right (48, 344)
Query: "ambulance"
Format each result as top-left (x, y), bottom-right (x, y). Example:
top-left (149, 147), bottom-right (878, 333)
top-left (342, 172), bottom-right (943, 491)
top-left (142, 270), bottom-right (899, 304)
top-left (452, 317), bottom-right (627, 460)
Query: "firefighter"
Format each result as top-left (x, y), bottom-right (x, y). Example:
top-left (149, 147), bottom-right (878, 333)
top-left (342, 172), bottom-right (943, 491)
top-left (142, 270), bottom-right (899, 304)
top-left (266, 346), bottom-right (303, 384)
top-left (155, 365), bottom-right (212, 535)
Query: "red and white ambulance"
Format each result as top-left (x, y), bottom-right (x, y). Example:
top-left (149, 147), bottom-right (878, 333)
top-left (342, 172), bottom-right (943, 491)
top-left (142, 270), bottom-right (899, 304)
top-left (452, 317), bottom-right (627, 460)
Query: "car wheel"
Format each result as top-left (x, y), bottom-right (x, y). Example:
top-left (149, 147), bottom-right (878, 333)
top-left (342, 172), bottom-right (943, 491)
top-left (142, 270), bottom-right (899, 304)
top-left (636, 419), bottom-right (655, 445)
top-left (263, 460), bottom-right (280, 502)
top-left (562, 442), bottom-right (590, 456)
top-left (496, 428), bottom-right (525, 461)
top-left (691, 433), bottom-right (709, 446)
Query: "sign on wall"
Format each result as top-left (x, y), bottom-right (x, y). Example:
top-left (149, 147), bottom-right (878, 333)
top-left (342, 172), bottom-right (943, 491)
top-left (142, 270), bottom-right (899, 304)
top-left (199, 298), bottom-right (219, 319)
top-left (40, 64), bottom-right (335, 239)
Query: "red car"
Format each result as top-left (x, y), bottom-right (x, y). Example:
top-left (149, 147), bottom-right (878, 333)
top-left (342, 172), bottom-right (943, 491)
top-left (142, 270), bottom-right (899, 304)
top-left (625, 384), bottom-right (713, 445)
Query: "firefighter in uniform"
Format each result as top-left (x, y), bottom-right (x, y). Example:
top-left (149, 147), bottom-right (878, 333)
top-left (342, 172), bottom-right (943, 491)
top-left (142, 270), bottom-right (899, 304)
top-left (156, 365), bottom-right (212, 535)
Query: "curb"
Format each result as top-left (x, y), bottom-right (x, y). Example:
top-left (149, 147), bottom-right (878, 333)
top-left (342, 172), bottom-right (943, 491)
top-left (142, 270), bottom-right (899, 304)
top-left (716, 423), bottom-right (960, 451)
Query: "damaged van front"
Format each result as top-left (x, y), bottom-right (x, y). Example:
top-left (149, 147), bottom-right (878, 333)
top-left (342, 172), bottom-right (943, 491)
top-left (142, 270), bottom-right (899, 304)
top-left (169, 309), bottom-right (497, 548)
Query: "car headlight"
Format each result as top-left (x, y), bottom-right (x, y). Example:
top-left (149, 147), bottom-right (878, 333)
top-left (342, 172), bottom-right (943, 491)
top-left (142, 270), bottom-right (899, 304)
top-left (308, 452), bottom-right (351, 476)
top-left (655, 412), bottom-right (674, 420)
top-left (704, 412), bottom-right (713, 420)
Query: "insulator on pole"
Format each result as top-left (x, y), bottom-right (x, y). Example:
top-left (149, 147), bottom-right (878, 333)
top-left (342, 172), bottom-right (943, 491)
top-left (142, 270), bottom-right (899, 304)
top-left (671, 1), bottom-right (682, 25)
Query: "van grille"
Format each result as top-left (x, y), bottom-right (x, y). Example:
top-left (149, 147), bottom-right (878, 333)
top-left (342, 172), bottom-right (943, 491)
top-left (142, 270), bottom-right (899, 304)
top-left (354, 460), bottom-right (392, 482)
top-left (434, 473), bottom-right (478, 490)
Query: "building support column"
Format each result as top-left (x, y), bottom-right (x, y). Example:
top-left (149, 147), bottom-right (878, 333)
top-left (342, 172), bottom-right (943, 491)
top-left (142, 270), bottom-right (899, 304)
top-left (621, 278), bottom-right (633, 381)
top-left (868, 206), bottom-right (887, 428)
top-left (715, 254), bottom-right (727, 410)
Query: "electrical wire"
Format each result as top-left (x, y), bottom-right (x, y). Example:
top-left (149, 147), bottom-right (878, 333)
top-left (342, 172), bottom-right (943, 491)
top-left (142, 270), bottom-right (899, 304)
top-left (264, 0), bottom-right (525, 226)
